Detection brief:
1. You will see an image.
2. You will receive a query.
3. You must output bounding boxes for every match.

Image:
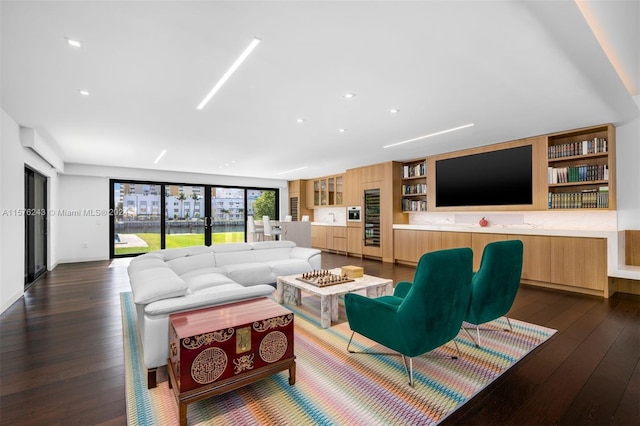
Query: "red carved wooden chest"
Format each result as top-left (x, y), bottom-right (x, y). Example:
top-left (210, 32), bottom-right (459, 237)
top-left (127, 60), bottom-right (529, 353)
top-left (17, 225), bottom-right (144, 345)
top-left (168, 297), bottom-right (295, 393)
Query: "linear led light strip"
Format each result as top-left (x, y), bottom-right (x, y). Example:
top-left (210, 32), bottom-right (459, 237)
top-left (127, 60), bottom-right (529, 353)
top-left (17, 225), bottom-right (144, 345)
top-left (278, 166), bottom-right (308, 175)
top-left (196, 37), bottom-right (261, 110)
top-left (383, 123), bottom-right (475, 148)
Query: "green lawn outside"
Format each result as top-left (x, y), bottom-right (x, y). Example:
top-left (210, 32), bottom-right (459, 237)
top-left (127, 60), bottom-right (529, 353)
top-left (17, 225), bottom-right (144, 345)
top-left (114, 232), bottom-right (244, 255)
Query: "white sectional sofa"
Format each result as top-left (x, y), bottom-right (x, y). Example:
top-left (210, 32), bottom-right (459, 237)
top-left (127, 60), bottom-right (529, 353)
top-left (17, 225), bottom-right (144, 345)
top-left (127, 240), bottom-right (321, 388)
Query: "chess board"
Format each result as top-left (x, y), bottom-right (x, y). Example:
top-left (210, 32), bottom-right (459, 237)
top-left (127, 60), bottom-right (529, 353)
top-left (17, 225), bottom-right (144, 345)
top-left (296, 270), bottom-right (355, 287)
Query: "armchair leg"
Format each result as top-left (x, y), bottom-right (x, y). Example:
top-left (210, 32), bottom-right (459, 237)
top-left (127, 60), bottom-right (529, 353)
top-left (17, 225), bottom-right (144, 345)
top-left (401, 355), bottom-right (414, 388)
top-left (505, 316), bottom-right (513, 332)
top-left (462, 326), bottom-right (480, 348)
top-left (347, 331), bottom-right (356, 353)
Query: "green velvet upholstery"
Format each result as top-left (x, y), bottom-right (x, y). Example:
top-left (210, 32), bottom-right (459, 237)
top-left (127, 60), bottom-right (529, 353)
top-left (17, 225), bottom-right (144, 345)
top-left (345, 248), bottom-right (473, 385)
top-left (463, 240), bottom-right (524, 346)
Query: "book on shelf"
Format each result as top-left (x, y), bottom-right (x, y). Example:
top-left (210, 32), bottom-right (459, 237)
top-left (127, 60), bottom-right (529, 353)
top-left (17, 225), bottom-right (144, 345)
top-left (401, 183), bottom-right (427, 195)
top-left (402, 162), bottom-right (426, 178)
top-left (548, 189), bottom-right (608, 209)
top-left (547, 164), bottom-right (608, 184)
top-left (401, 199), bottom-right (427, 212)
top-left (547, 137), bottom-right (607, 159)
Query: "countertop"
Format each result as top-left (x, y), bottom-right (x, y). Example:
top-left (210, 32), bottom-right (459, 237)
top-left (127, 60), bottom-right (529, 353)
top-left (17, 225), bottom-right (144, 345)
top-left (392, 223), bottom-right (614, 238)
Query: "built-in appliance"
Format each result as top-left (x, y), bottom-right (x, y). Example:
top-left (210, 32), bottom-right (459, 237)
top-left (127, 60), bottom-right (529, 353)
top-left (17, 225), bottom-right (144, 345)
top-left (363, 190), bottom-right (380, 247)
top-left (347, 206), bottom-right (361, 222)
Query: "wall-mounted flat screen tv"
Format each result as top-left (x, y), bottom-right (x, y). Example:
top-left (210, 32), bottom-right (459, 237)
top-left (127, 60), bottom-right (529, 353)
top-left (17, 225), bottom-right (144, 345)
top-left (435, 145), bottom-right (532, 207)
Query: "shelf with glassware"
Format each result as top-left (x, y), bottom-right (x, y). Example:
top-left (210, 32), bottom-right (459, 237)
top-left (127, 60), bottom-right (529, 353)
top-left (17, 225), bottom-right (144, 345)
top-left (309, 174), bottom-right (344, 207)
top-left (547, 124), bottom-right (615, 210)
top-left (400, 159), bottom-right (427, 212)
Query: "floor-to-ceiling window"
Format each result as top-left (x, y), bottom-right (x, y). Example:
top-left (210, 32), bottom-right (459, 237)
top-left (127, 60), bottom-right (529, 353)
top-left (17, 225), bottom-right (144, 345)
top-left (165, 185), bottom-right (207, 249)
top-left (24, 166), bottom-right (47, 287)
top-left (110, 180), bottom-right (279, 257)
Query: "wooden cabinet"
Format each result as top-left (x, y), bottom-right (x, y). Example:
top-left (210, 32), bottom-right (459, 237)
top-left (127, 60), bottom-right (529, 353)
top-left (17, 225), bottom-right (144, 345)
top-left (400, 159), bottom-right (427, 212)
top-left (550, 236), bottom-right (607, 291)
top-left (311, 225), bottom-right (347, 253)
top-left (287, 180), bottom-right (312, 221)
top-left (394, 229), bottom-right (418, 263)
top-left (393, 229), bottom-right (608, 296)
top-left (547, 124), bottom-right (616, 210)
top-left (310, 174), bottom-right (344, 207)
top-left (471, 233), bottom-right (507, 270)
top-left (347, 225), bottom-right (362, 255)
top-left (507, 234), bottom-right (551, 283)
top-left (311, 225), bottom-right (327, 249)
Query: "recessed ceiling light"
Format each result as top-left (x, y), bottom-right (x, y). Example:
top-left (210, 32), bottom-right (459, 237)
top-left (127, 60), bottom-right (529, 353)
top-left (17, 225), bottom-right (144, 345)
top-left (65, 37), bottom-right (82, 48)
top-left (383, 123), bottom-right (475, 148)
top-left (153, 149), bottom-right (167, 164)
top-left (79, 90), bottom-right (90, 96)
top-left (196, 37), bottom-right (262, 110)
top-left (343, 93), bottom-right (355, 99)
top-left (338, 128), bottom-right (346, 133)
top-left (390, 108), bottom-right (400, 114)
top-left (278, 166), bottom-right (308, 175)
top-left (297, 118), bottom-right (305, 123)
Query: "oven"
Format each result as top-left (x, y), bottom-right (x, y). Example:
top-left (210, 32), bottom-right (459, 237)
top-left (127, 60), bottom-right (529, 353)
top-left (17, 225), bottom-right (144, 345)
top-left (347, 206), bottom-right (361, 222)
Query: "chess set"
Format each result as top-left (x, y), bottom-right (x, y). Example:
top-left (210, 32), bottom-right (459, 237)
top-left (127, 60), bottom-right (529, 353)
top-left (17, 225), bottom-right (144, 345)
top-left (296, 270), bottom-right (355, 287)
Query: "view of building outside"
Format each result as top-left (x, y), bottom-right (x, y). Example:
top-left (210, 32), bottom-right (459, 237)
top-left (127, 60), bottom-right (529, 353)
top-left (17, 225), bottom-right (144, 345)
top-left (113, 182), bottom-right (277, 256)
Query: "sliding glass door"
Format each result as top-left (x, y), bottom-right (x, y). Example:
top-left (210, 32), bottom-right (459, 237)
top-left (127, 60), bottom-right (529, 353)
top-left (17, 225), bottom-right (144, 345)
top-left (24, 167), bottom-right (47, 287)
top-left (210, 187), bottom-right (245, 243)
top-left (113, 183), bottom-right (162, 255)
top-left (165, 185), bottom-right (208, 249)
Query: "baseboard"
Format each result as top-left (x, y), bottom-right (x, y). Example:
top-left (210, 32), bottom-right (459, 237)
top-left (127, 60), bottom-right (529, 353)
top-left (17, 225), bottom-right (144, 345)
top-left (608, 277), bottom-right (640, 296)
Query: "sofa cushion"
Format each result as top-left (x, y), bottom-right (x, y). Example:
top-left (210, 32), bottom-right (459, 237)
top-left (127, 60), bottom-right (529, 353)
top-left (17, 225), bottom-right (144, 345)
top-left (183, 272), bottom-right (237, 292)
top-left (166, 252), bottom-right (215, 276)
top-left (269, 258), bottom-right (314, 277)
top-left (184, 246), bottom-right (215, 256)
top-left (155, 248), bottom-right (191, 261)
top-left (127, 258), bottom-right (166, 274)
top-left (179, 267), bottom-right (227, 279)
top-left (221, 263), bottom-right (273, 286)
top-left (211, 242), bottom-right (253, 253)
top-left (143, 284), bottom-right (274, 316)
top-left (129, 267), bottom-right (188, 304)
top-left (250, 241), bottom-right (296, 250)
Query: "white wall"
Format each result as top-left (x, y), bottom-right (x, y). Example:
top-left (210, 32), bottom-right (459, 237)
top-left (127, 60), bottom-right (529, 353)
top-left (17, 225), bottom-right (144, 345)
top-left (1, 110), bottom-right (25, 312)
top-left (1, 110), bottom-right (63, 312)
top-left (615, 96), bottom-right (640, 230)
top-left (56, 164), bottom-right (288, 263)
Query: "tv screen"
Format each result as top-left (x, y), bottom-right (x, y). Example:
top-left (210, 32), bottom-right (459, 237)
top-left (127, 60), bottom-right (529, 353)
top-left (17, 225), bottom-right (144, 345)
top-left (435, 145), bottom-right (532, 207)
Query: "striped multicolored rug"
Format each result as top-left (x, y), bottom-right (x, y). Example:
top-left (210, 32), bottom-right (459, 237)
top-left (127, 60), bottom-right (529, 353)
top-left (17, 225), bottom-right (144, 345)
top-left (122, 292), bottom-right (555, 425)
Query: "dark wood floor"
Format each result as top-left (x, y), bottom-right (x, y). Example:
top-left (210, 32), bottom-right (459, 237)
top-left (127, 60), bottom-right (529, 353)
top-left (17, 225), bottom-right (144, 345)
top-left (1, 253), bottom-right (638, 425)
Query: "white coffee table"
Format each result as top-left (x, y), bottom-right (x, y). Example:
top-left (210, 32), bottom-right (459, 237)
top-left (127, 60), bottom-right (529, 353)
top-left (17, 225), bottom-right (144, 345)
top-left (275, 268), bottom-right (393, 328)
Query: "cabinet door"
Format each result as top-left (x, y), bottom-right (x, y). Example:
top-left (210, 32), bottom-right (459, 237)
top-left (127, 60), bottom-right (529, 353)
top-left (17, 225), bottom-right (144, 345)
top-left (347, 226), bottom-right (362, 255)
top-left (306, 180), bottom-right (315, 209)
top-left (550, 237), bottom-right (607, 290)
top-left (311, 226), bottom-right (327, 249)
top-left (440, 232), bottom-right (472, 250)
top-left (416, 231), bottom-right (442, 260)
top-left (394, 229), bottom-right (418, 263)
top-left (471, 233), bottom-right (508, 270)
top-left (507, 234), bottom-right (551, 283)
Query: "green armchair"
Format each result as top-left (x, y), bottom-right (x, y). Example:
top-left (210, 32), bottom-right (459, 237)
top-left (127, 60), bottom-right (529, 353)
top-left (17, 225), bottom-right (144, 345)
top-left (463, 240), bottom-right (524, 347)
top-left (344, 248), bottom-right (473, 387)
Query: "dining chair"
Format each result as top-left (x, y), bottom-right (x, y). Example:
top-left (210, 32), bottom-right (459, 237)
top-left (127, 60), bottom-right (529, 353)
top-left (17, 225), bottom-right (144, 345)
top-left (247, 215), bottom-right (264, 242)
top-left (262, 216), bottom-right (282, 241)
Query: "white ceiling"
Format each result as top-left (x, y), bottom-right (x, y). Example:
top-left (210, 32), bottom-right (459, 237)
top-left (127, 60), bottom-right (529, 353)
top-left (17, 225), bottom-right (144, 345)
top-left (1, 1), bottom-right (638, 181)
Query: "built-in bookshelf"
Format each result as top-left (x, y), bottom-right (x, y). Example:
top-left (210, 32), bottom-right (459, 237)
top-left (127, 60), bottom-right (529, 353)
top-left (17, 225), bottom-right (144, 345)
top-left (401, 159), bottom-right (427, 212)
top-left (547, 124), bottom-right (616, 210)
